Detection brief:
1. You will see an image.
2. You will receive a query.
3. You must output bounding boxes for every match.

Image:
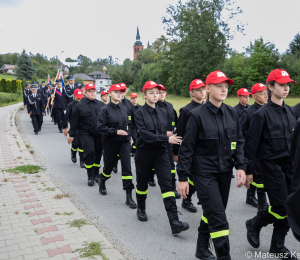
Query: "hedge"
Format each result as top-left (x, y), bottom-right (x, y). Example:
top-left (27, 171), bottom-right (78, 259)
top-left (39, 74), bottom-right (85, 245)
top-left (0, 78), bottom-right (23, 93)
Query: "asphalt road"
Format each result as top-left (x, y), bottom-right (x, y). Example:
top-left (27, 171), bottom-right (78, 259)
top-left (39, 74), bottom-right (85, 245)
top-left (16, 99), bottom-right (299, 260)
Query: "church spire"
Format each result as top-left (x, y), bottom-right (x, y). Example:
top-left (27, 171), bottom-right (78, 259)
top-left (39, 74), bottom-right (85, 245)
top-left (136, 26), bottom-right (140, 41)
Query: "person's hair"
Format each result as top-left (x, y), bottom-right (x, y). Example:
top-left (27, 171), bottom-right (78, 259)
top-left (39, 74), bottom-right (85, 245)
top-left (144, 89), bottom-right (148, 95)
top-left (266, 81), bottom-right (275, 101)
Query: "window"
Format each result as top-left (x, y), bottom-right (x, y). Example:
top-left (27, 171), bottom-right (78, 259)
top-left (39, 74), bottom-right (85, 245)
top-left (100, 81), bottom-right (102, 83)
top-left (90, 75), bottom-right (93, 78)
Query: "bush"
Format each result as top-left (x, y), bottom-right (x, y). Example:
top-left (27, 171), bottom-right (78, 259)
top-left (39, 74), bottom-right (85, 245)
top-left (11, 80), bottom-right (17, 93)
top-left (16, 80), bottom-right (23, 94)
top-left (0, 92), bottom-right (22, 106)
top-left (6, 79), bottom-right (12, 93)
top-left (1, 79), bottom-right (6, 92)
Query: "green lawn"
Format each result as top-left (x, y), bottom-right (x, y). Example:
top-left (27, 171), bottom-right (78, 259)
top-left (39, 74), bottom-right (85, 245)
top-left (0, 92), bottom-right (23, 107)
top-left (127, 92), bottom-right (300, 113)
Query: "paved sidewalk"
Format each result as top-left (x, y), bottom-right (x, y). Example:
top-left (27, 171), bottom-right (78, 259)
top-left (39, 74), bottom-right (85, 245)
top-left (0, 103), bottom-right (124, 260)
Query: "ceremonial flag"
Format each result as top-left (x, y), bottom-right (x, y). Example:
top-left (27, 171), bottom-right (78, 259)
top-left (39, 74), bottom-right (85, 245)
top-left (59, 70), bottom-right (65, 87)
top-left (48, 74), bottom-right (51, 84)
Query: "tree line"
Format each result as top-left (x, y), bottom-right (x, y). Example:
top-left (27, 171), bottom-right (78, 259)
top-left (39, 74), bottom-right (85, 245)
top-left (1, 0), bottom-right (300, 96)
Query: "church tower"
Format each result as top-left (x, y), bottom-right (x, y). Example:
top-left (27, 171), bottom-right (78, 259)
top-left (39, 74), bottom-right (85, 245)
top-left (133, 26), bottom-right (144, 60)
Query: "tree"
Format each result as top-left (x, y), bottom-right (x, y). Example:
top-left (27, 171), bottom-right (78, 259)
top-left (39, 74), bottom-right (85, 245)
top-left (162, 0), bottom-right (245, 95)
top-left (16, 50), bottom-right (36, 80)
top-left (288, 32), bottom-right (300, 56)
top-left (65, 57), bottom-right (77, 62)
top-left (244, 38), bottom-right (280, 86)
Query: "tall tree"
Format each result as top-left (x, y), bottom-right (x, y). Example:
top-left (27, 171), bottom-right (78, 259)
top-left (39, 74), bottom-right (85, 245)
top-left (288, 32), bottom-right (300, 56)
top-left (16, 50), bottom-right (36, 80)
top-left (162, 0), bottom-right (245, 95)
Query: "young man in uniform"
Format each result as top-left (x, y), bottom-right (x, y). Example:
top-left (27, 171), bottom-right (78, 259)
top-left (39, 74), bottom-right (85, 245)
top-left (63, 88), bottom-right (85, 168)
top-left (240, 83), bottom-right (269, 210)
top-left (101, 90), bottom-right (109, 105)
top-left (130, 92), bottom-right (141, 157)
top-left (75, 82), bottom-right (82, 89)
top-left (135, 81), bottom-right (189, 235)
top-left (50, 84), bottom-right (57, 123)
top-left (27, 85), bottom-right (45, 135)
top-left (156, 85), bottom-right (180, 198)
top-left (234, 88), bottom-right (251, 118)
top-left (45, 84), bottom-right (52, 115)
top-left (23, 83), bottom-right (31, 108)
top-left (51, 80), bottom-right (66, 133)
top-left (177, 71), bottom-right (249, 260)
top-left (64, 75), bottom-right (75, 105)
top-left (69, 83), bottom-right (105, 186)
top-left (173, 79), bottom-right (207, 213)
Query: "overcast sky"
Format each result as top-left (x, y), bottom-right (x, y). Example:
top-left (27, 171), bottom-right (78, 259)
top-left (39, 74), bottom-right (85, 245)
top-left (0, 0), bottom-right (300, 64)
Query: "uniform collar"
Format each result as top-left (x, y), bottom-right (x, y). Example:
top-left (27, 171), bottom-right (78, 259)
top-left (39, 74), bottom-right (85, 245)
top-left (145, 102), bottom-right (157, 114)
top-left (268, 100), bottom-right (286, 112)
top-left (239, 102), bottom-right (248, 109)
top-left (191, 100), bottom-right (202, 107)
top-left (110, 102), bottom-right (121, 108)
top-left (206, 100), bottom-right (225, 114)
top-left (254, 102), bottom-right (263, 109)
top-left (85, 97), bottom-right (96, 103)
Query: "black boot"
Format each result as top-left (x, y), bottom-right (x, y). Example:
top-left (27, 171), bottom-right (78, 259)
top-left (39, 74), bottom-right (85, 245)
top-left (94, 168), bottom-right (100, 183)
top-left (246, 216), bottom-right (265, 248)
top-left (269, 229), bottom-right (296, 259)
top-left (137, 200), bottom-right (147, 221)
top-left (148, 174), bottom-right (156, 187)
top-left (195, 233), bottom-right (217, 260)
top-left (126, 189), bottom-right (137, 209)
top-left (257, 190), bottom-right (269, 211)
top-left (112, 166), bottom-right (118, 173)
top-left (87, 168), bottom-right (94, 186)
top-left (98, 179), bottom-right (107, 195)
top-left (167, 211), bottom-right (189, 235)
top-left (246, 186), bottom-right (258, 208)
top-left (182, 199), bottom-right (197, 212)
top-left (217, 256), bottom-right (231, 260)
top-left (71, 149), bottom-right (77, 163)
top-left (79, 156), bottom-right (85, 168)
top-left (174, 189), bottom-right (181, 199)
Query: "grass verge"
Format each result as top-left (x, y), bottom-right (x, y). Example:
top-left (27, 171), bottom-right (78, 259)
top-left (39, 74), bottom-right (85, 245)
top-left (73, 241), bottom-right (109, 260)
top-left (68, 218), bottom-right (90, 229)
top-left (4, 165), bottom-right (44, 174)
top-left (0, 92), bottom-right (22, 107)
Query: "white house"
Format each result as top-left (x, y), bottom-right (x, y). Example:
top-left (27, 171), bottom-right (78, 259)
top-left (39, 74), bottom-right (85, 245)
top-left (1, 64), bottom-right (17, 74)
top-left (87, 71), bottom-right (111, 88)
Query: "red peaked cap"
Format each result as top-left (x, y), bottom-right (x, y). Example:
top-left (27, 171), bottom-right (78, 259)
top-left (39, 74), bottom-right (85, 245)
top-left (130, 93), bottom-right (138, 98)
top-left (190, 79), bottom-right (205, 91)
top-left (142, 81), bottom-right (163, 92)
top-left (237, 88), bottom-right (251, 97)
top-left (108, 84), bottom-right (126, 93)
top-left (85, 83), bottom-right (96, 90)
top-left (251, 83), bottom-right (266, 95)
top-left (101, 90), bottom-right (108, 96)
top-left (119, 83), bottom-right (127, 90)
top-left (74, 88), bottom-right (84, 98)
top-left (157, 84), bottom-right (167, 91)
top-left (266, 69), bottom-right (295, 84)
top-left (206, 71), bottom-right (234, 85)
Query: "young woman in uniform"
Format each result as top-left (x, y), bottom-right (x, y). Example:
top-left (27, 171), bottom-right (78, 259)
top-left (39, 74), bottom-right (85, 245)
top-left (245, 69), bottom-right (297, 259)
top-left (177, 71), bottom-right (249, 260)
top-left (97, 84), bottom-right (136, 209)
top-left (69, 83), bottom-right (104, 186)
top-left (134, 81), bottom-right (189, 235)
top-left (173, 79), bottom-right (207, 213)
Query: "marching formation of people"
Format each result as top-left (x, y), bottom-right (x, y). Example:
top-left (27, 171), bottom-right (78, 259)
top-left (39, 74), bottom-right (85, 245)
top-left (23, 69), bottom-right (300, 260)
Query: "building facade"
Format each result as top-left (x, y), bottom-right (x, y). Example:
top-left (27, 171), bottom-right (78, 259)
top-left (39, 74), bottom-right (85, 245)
top-left (1, 64), bottom-right (17, 74)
